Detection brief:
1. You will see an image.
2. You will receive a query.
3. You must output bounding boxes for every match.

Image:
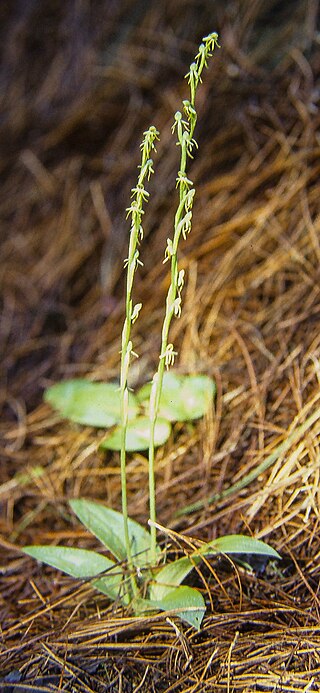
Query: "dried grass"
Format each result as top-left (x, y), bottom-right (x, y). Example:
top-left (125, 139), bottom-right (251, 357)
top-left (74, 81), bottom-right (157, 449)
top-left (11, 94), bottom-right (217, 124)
top-left (1, 0), bottom-right (320, 690)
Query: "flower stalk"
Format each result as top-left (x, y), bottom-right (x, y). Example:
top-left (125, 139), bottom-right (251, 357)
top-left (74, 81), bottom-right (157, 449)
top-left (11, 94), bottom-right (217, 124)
top-left (148, 33), bottom-right (220, 563)
top-left (120, 126), bottom-right (159, 592)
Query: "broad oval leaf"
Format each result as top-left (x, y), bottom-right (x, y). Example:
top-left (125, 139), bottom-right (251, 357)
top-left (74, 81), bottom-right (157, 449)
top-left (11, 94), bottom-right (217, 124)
top-left (99, 416), bottom-right (171, 451)
top-left (23, 545), bottom-right (117, 578)
top-left (149, 555), bottom-right (201, 601)
top-left (23, 545), bottom-right (125, 603)
top-left (200, 534), bottom-right (281, 560)
top-left (150, 536), bottom-right (280, 604)
top-left (44, 379), bottom-right (138, 428)
top-left (149, 585), bottom-right (205, 630)
top-left (93, 575), bottom-right (130, 604)
top-left (138, 373), bottom-right (216, 422)
top-left (70, 499), bottom-right (159, 567)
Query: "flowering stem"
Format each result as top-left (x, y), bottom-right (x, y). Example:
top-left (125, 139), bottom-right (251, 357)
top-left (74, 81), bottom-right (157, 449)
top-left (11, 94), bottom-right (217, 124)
top-left (148, 33), bottom-right (220, 564)
top-left (120, 126), bottom-right (159, 594)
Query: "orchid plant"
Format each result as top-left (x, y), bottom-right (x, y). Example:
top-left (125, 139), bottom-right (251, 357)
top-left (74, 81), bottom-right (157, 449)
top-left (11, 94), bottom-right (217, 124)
top-left (23, 33), bottom-right (280, 630)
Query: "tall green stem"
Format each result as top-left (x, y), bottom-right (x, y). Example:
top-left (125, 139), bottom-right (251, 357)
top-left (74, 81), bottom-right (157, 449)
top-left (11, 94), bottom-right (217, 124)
top-left (148, 33), bottom-right (220, 564)
top-left (120, 126), bottom-right (159, 594)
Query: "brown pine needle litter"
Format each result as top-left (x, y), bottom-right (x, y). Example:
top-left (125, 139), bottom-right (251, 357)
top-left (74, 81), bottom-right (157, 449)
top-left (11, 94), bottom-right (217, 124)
top-left (1, 0), bottom-right (320, 690)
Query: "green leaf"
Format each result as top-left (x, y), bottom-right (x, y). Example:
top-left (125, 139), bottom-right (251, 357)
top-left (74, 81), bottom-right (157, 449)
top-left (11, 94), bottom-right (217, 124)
top-left (70, 499), bottom-right (159, 567)
top-left (200, 534), bottom-right (281, 560)
top-left (149, 585), bottom-right (205, 630)
top-left (100, 416), bottom-right (171, 451)
top-left (92, 575), bottom-right (130, 604)
top-left (44, 379), bottom-right (138, 428)
top-left (23, 545), bottom-right (123, 602)
top-left (150, 536), bottom-right (280, 603)
top-left (149, 555), bottom-right (201, 601)
top-left (137, 373), bottom-right (216, 422)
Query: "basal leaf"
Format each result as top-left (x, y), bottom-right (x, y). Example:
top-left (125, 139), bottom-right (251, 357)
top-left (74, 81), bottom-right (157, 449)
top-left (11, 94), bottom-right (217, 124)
top-left (150, 536), bottom-right (280, 604)
top-left (93, 575), bottom-right (130, 604)
top-left (149, 555), bottom-right (202, 601)
top-left (23, 546), bottom-right (123, 602)
top-left (200, 534), bottom-right (281, 560)
top-left (44, 379), bottom-right (138, 428)
top-left (70, 499), bottom-right (159, 567)
top-left (100, 416), bottom-right (171, 451)
top-left (23, 545), bottom-right (119, 578)
top-left (138, 373), bottom-right (216, 422)
top-left (150, 585), bottom-right (205, 630)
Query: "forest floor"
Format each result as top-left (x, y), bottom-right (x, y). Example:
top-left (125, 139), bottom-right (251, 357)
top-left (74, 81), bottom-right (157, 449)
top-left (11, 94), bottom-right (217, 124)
top-left (1, 1), bottom-right (320, 690)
